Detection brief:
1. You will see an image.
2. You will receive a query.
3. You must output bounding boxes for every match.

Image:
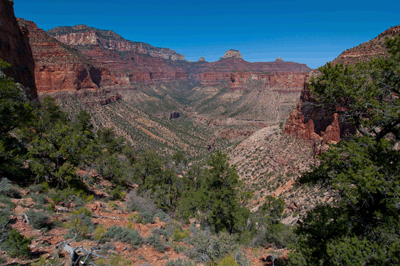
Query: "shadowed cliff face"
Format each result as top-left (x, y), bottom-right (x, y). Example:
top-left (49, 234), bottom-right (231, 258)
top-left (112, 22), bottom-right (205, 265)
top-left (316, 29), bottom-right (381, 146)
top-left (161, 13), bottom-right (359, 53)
top-left (17, 19), bottom-right (119, 93)
top-left (283, 26), bottom-right (400, 151)
top-left (0, 0), bottom-right (37, 99)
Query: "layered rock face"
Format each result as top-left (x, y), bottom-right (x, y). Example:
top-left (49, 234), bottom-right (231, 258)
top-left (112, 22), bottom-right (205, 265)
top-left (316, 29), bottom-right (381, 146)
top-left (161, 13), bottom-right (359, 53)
top-left (47, 25), bottom-right (188, 85)
top-left (200, 52), bottom-right (311, 89)
top-left (18, 19), bottom-right (118, 93)
top-left (48, 25), bottom-right (185, 61)
top-left (332, 25), bottom-right (400, 65)
top-left (0, 0), bottom-right (37, 99)
top-left (283, 26), bottom-right (400, 149)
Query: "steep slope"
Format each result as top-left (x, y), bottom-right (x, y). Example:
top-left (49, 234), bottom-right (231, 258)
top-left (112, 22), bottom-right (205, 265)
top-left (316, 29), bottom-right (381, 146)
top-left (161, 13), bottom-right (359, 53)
top-left (47, 25), bottom-right (188, 85)
top-left (284, 25), bottom-right (400, 150)
top-left (332, 25), bottom-right (400, 65)
top-left (17, 19), bottom-right (119, 93)
top-left (0, 0), bottom-right (37, 99)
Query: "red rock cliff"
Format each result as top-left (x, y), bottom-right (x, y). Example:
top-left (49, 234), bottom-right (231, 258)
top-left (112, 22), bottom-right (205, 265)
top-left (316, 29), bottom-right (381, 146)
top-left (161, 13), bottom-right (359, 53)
top-left (18, 19), bottom-right (119, 93)
top-left (283, 26), bottom-right (400, 148)
top-left (0, 0), bottom-right (37, 99)
top-left (47, 25), bottom-right (188, 85)
top-left (200, 54), bottom-right (311, 90)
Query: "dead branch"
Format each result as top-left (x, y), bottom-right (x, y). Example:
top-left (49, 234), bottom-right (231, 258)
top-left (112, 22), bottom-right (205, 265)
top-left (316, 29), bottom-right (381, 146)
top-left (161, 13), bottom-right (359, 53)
top-left (92, 215), bottom-right (119, 220)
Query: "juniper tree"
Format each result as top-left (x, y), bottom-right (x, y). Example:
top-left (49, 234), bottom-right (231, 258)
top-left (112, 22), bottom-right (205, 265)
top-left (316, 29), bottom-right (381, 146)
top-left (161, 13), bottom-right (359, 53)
top-left (289, 35), bottom-right (400, 266)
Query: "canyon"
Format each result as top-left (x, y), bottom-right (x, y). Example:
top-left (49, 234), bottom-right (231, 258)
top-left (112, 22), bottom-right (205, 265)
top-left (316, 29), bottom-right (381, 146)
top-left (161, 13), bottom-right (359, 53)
top-left (2, 1), bottom-right (399, 264)
top-left (10, 19), bottom-right (312, 158)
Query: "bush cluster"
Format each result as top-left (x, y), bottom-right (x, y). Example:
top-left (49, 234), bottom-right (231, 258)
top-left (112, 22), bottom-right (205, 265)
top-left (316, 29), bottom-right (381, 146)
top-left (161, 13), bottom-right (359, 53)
top-left (25, 210), bottom-right (51, 230)
top-left (145, 234), bottom-right (166, 253)
top-left (103, 225), bottom-right (143, 247)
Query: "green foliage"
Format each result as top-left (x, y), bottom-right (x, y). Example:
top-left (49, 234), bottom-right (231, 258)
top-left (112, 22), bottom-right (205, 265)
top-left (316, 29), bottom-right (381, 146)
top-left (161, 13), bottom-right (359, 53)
top-left (0, 178), bottom-right (21, 198)
top-left (173, 228), bottom-right (190, 242)
top-left (27, 97), bottom-right (92, 188)
top-left (165, 258), bottom-right (195, 266)
top-left (25, 210), bottom-right (51, 229)
top-left (186, 228), bottom-right (236, 264)
top-left (64, 207), bottom-right (94, 239)
top-left (109, 186), bottom-right (126, 201)
top-left (103, 225), bottom-right (143, 247)
top-left (154, 211), bottom-right (169, 222)
top-left (198, 151), bottom-right (249, 234)
top-left (291, 35), bottom-right (400, 265)
top-left (126, 190), bottom-right (159, 215)
top-left (0, 59), bottom-right (33, 179)
top-left (139, 211), bottom-right (155, 224)
top-left (2, 229), bottom-right (31, 258)
top-left (218, 256), bottom-right (239, 266)
top-left (50, 188), bottom-right (92, 207)
top-left (145, 234), bottom-right (166, 253)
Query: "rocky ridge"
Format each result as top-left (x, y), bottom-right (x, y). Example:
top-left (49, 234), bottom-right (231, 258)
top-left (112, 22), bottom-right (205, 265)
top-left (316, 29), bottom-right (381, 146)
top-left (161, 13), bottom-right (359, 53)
top-left (48, 25), bottom-right (185, 61)
top-left (200, 53), bottom-right (311, 89)
top-left (0, 0), bottom-right (37, 99)
top-left (332, 25), bottom-right (400, 65)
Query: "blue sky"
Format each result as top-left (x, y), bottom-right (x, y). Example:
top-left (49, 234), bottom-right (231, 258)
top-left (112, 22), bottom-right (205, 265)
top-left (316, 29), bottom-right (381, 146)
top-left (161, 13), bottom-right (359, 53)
top-left (14, 0), bottom-right (400, 69)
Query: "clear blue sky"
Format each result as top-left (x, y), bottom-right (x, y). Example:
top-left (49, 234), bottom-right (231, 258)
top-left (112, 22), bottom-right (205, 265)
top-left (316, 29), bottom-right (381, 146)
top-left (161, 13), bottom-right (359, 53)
top-left (14, 0), bottom-right (400, 69)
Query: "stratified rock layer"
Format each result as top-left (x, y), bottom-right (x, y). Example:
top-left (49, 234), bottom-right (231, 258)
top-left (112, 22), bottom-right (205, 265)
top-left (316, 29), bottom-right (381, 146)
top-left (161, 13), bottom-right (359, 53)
top-left (332, 25), bottom-right (400, 65)
top-left (47, 25), bottom-right (188, 85)
top-left (200, 55), bottom-right (311, 89)
top-left (18, 19), bottom-right (118, 93)
top-left (0, 0), bottom-right (37, 99)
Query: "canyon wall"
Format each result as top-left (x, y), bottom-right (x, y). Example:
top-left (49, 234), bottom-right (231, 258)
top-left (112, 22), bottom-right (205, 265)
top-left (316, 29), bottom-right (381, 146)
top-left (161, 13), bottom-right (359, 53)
top-left (200, 52), bottom-right (311, 90)
top-left (284, 25), bottom-right (400, 149)
top-left (0, 0), bottom-right (37, 99)
top-left (47, 25), bottom-right (188, 85)
top-left (18, 19), bottom-right (118, 93)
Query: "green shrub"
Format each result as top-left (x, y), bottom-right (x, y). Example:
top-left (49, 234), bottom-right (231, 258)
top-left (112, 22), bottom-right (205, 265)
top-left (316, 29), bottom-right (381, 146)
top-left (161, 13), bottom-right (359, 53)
top-left (50, 188), bottom-right (93, 207)
top-left (218, 256), bottom-right (239, 266)
top-left (164, 221), bottom-right (183, 237)
top-left (103, 225), bottom-right (143, 247)
top-left (152, 228), bottom-right (169, 238)
top-left (165, 258), bottom-right (195, 266)
top-left (145, 234), bottom-right (166, 253)
top-left (64, 207), bottom-right (94, 239)
top-left (25, 210), bottom-right (51, 229)
top-left (172, 243), bottom-right (185, 253)
top-left (29, 182), bottom-right (49, 194)
top-left (2, 229), bottom-right (31, 258)
top-left (186, 229), bottom-right (236, 263)
top-left (0, 209), bottom-right (10, 226)
top-left (31, 193), bottom-right (48, 206)
top-left (173, 228), bottom-right (190, 242)
top-left (0, 179), bottom-right (21, 198)
top-left (109, 186), bottom-right (126, 201)
top-left (126, 190), bottom-right (159, 215)
top-left (154, 211), bottom-right (168, 222)
top-left (140, 211), bottom-right (155, 224)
